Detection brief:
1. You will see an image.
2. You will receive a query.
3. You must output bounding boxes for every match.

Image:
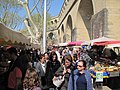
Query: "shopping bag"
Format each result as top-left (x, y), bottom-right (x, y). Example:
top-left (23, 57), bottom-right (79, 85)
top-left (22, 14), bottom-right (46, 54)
top-left (53, 76), bottom-right (64, 87)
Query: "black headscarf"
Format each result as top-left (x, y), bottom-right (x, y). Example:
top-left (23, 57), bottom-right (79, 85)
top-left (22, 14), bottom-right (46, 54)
top-left (11, 54), bottom-right (31, 80)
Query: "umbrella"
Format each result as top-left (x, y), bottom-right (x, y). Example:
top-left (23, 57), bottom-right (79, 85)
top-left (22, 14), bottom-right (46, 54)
top-left (67, 41), bottom-right (84, 46)
top-left (94, 41), bottom-right (120, 46)
top-left (89, 37), bottom-right (120, 46)
top-left (58, 42), bottom-right (68, 46)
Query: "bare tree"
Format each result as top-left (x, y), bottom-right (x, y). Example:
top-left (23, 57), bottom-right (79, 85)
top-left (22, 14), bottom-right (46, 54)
top-left (0, 0), bottom-right (22, 30)
top-left (18, 0), bottom-right (52, 44)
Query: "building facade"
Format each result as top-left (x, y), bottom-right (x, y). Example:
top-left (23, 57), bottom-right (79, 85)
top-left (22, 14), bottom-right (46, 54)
top-left (48, 0), bottom-right (120, 44)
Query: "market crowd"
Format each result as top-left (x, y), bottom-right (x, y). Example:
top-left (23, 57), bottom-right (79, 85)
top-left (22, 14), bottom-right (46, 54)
top-left (0, 46), bottom-right (118, 90)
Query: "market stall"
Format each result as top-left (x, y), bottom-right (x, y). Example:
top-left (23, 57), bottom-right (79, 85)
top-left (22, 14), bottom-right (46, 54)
top-left (0, 23), bottom-right (30, 75)
top-left (90, 63), bottom-right (120, 89)
top-left (0, 23), bottom-right (30, 46)
top-left (89, 37), bottom-right (120, 46)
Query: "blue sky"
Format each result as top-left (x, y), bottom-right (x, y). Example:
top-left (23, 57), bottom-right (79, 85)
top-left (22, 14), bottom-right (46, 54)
top-left (18, 0), bottom-right (64, 17)
top-left (16, 0), bottom-right (64, 30)
top-left (48, 0), bottom-right (64, 16)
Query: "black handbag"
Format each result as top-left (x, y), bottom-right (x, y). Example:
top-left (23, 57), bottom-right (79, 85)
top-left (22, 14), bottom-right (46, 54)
top-left (0, 72), bottom-right (9, 90)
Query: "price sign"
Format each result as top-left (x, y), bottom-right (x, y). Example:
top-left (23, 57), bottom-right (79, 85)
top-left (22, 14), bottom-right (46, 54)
top-left (96, 72), bottom-right (103, 82)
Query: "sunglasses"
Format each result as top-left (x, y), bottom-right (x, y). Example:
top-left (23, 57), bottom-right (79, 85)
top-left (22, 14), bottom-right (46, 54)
top-left (77, 65), bottom-right (83, 67)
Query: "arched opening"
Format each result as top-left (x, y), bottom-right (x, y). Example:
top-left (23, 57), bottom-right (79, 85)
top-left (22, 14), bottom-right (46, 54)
top-left (61, 25), bottom-right (65, 42)
top-left (78, 0), bottom-right (94, 39)
top-left (58, 30), bottom-right (61, 43)
top-left (55, 20), bottom-right (57, 23)
top-left (51, 21), bottom-right (54, 24)
top-left (66, 15), bottom-right (74, 42)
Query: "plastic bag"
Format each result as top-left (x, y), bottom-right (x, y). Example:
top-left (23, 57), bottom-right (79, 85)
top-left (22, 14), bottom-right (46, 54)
top-left (53, 76), bottom-right (65, 87)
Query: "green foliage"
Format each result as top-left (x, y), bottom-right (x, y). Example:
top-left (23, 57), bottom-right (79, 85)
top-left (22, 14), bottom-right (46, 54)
top-left (22, 13), bottom-right (51, 35)
top-left (19, 28), bottom-right (30, 36)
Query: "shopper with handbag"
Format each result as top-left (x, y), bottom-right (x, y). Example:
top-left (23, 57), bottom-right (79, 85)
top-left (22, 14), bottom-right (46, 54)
top-left (53, 54), bottom-right (73, 90)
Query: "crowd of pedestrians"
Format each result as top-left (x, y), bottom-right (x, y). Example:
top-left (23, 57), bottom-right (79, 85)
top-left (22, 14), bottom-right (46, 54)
top-left (0, 46), bottom-right (95, 90)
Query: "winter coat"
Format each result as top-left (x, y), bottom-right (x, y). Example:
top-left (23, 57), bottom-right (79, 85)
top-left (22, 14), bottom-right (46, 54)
top-left (68, 69), bottom-right (93, 90)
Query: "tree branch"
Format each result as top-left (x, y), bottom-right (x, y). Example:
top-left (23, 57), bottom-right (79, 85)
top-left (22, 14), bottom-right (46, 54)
top-left (18, 0), bottom-right (24, 6)
top-left (18, 0), bottom-right (39, 41)
top-left (30, 0), bottom-right (40, 14)
top-left (24, 18), bottom-right (36, 39)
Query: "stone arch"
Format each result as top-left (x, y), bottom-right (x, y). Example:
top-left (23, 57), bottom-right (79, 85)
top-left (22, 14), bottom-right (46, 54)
top-left (66, 15), bottom-right (75, 42)
top-left (78, 0), bottom-right (94, 39)
top-left (58, 29), bottom-right (61, 43)
top-left (61, 24), bottom-right (66, 42)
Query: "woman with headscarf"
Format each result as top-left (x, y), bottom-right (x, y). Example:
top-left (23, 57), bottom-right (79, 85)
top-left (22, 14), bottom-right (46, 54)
top-left (45, 51), bottom-right (61, 89)
top-left (7, 50), bottom-right (31, 90)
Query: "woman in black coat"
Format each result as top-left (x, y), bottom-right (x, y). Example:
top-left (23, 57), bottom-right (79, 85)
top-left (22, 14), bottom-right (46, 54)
top-left (45, 51), bottom-right (61, 89)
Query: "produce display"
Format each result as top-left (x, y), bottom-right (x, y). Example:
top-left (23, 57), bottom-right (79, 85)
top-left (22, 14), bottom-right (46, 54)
top-left (90, 63), bottom-right (120, 72)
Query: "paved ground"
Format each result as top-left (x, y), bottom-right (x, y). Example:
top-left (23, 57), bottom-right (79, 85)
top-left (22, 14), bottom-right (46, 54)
top-left (94, 86), bottom-right (110, 90)
top-left (93, 86), bottom-right (120, 90)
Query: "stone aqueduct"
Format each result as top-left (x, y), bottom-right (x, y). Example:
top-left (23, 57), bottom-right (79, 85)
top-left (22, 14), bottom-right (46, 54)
top-left (48, 0), bottom-right (120, 44)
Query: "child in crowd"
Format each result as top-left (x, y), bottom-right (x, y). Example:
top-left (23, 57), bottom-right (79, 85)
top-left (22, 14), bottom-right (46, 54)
top-left (23, 68), bottom-right (41, 90)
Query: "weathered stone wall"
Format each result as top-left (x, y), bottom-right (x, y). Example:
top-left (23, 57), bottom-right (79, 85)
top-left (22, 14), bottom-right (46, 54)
top-left (106, 0), bottom-right (120, 40)
top-left (91, 8), bottom-right (108, 39)
top-left (49, 0), bottom-right (120, 45)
